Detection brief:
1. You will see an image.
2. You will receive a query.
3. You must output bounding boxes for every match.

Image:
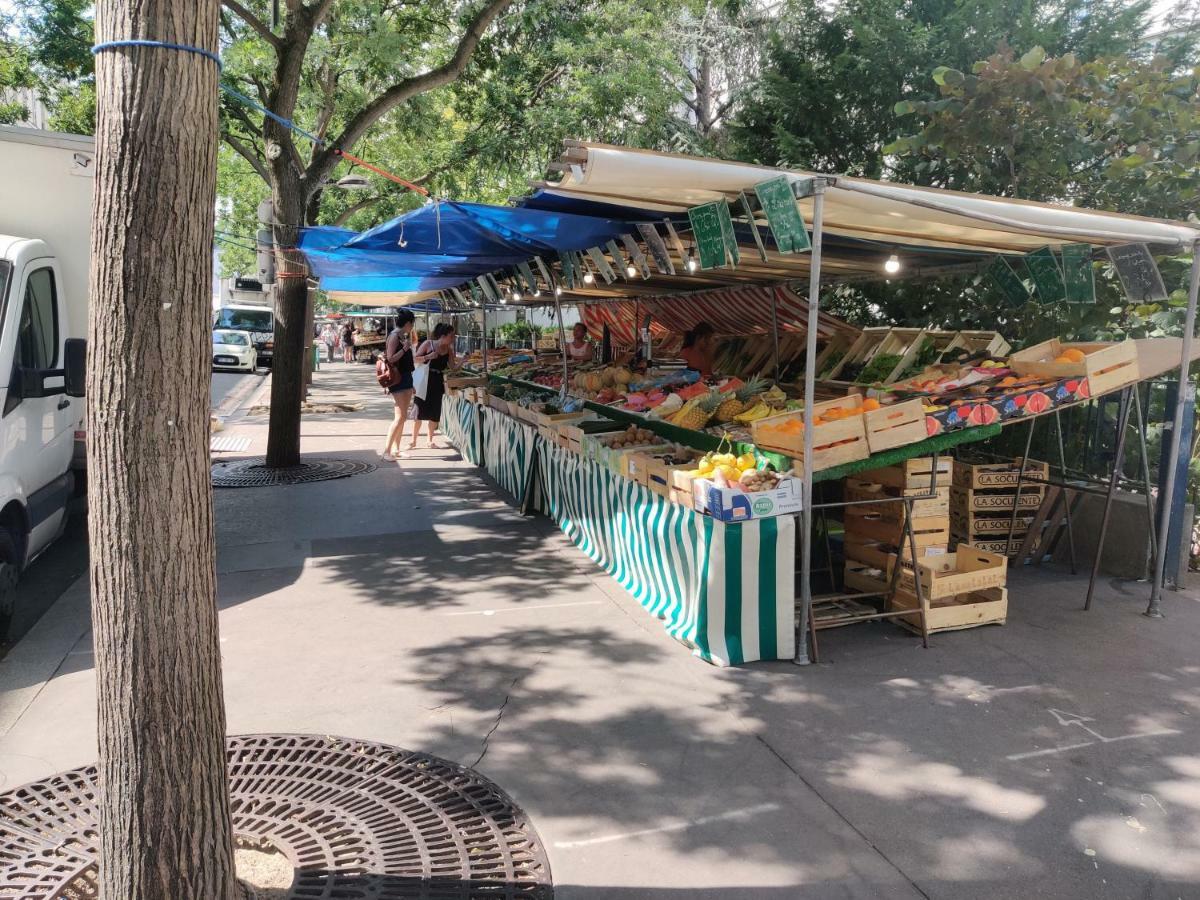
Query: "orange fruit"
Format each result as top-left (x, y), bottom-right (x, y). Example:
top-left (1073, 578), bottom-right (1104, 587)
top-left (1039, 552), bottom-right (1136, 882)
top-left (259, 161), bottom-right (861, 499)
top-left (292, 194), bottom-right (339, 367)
top-left (861, 398), bottom-right (882, 411)
top-left (1061, 348), bottom-right (1086, 363)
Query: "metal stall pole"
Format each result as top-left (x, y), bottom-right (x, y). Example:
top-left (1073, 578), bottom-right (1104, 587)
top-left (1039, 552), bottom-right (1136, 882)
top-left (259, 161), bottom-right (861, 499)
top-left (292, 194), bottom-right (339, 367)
top-left (481, 303), bottom-right (490, 378)
top-left (1132, 386), bottom-right (1161, 582)
top-left (1054, 410), bottom-right (1078, 574)
top-left (550, 276), bottom-right (570, 405)
top-left (1004, 420), bottom-right (1036, 559)
top-left (795, 179), bottom-right (828, 666)
top-left (1085, 387), bottom-right (1133, 611)
top-left (770, 285), bottom-right (783, 379)
top-left (1148, 242), bottom-right (1200, 618)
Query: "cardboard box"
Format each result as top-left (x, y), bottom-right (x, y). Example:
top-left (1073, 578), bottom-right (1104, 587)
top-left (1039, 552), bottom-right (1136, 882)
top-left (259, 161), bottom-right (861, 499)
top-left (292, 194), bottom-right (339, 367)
top-left (693, 477), bottom-right (802, 523)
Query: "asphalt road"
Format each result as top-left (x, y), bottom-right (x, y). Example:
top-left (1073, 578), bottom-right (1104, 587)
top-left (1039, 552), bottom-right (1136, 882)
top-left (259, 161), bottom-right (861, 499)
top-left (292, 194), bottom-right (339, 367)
top-left (1, 369), bottom-right (261, 652)
top-left (211, 369), bottom-right (261, 412)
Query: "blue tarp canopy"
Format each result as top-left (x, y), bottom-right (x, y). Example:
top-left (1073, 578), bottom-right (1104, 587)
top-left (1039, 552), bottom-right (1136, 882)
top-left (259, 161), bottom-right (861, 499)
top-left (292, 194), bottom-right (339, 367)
top-left (300, 200), bottom-right (637, 294)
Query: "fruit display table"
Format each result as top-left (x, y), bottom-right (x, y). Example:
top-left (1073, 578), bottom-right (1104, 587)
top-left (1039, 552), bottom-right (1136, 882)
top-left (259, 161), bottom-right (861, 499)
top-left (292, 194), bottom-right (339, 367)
top-left (441, 393), bottom-right (795, 665)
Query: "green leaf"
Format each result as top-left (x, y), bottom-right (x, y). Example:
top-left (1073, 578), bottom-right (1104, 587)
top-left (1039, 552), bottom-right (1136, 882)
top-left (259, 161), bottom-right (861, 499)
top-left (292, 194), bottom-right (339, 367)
top-left (893, 100), bottom-right (917, 115)
top-left (1019, 47), bottom-right (1046, 71)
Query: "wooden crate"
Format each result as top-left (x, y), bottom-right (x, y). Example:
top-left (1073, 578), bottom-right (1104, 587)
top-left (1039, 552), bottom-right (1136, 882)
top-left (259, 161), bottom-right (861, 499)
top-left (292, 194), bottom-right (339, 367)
top-left (845, 479), bottom-right (950, 522)
top-left (890, 586), bottom-right (1008, 633)
top-left (864, 399), bottom-right (929, 454)
top-left (669, 485), bottom-right (695, 509)
top-left (753, 397), bottom-right (869, 472)
top-left (844, 537), bottom-right (946, 572)
top-left (871, 328), bottom-right (928, 383)
top-left (1009, 339), bottom-right (1139, 398)
top-left (591, 435), bottom-right (672, 477)
top-left (844, 560), bottom-right (891, 595)
top-left (951, 537), bottom-right (1022, 557)
top-left (446, 375), bottom-right (487, 390)
top-left (940, 330), bottom-right (1010, 361)
top-left (488, 395), bottom-right (512, 416)
top-left (825, 326), bottom-right (890, 380)
top-left (951, 485), bottom-right (1044, 514)
top-left (895, 548), bottom-right (1007, 600)
top-left (950, 509), bottom-right (1034, 536)
top-left (632, 450), bottom-right (702, 497)
top-left (861, 456), bottom-right (952, 490)
top-left (844, 508), bottom-right (950, 548)
top-left (953, 458), bottom-right (1050, 490)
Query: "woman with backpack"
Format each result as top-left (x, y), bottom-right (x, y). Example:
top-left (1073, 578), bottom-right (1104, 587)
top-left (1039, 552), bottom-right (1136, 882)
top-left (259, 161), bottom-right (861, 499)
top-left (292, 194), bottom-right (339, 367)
top-left (379, 310), bottom-right (416, 461)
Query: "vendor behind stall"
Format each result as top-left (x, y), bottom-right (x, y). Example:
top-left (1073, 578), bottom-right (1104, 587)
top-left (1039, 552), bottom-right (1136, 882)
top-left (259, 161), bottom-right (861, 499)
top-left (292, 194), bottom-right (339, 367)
top-left (566, 322), bottom-right (594, 363)
top-left (679, 321), bottom-right (717, 377)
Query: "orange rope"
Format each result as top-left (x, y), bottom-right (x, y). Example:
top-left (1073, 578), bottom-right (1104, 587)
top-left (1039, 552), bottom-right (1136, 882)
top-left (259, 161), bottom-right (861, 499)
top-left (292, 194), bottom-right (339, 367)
top-left (334, 149), bottom-right (431, 197)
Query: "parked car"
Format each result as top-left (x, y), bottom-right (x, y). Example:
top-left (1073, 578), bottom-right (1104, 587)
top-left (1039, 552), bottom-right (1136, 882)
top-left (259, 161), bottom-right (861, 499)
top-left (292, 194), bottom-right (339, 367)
top-left (212, 329), bottom-right (258, 373)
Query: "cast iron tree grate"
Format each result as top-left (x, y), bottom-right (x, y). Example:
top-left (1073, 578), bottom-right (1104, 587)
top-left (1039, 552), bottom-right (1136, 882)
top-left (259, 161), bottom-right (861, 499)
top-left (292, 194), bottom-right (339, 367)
top-left (212, 457), bottom-right (377, 488)
top-left (0, 734), bottom-right (554, 899)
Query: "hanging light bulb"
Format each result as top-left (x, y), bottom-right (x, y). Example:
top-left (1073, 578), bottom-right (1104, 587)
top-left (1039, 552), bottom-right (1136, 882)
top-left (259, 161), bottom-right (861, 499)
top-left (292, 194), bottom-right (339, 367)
top-left (583, 271), bottom-right (595, 284)
top-left (532, 288), bottom-right (542, 297)
top-left (555, 286), bottom-right (563, 296)
top-left (884, 254), bottom-right (901, 275)
top-left (511, 290), bottom-right (522, 302)
top-left (686, 256), bottom-right (698, 273)
top-left (626, 264), bottom-right (638, 278)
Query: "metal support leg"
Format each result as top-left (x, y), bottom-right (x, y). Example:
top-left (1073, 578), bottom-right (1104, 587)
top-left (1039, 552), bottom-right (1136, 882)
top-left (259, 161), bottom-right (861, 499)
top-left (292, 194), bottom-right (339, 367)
top-left (902, 497), bottom-right (930, 648)
top-left (1149, 242), bottom-right (1199, 617)
top-left (1054, 410), bottom-right (1077, 575)
top-left (1004, 421), bottom-right (1036, 559)
top-left (795, 181), bottom-right (827, 666)
top-left (1085, 387), bottom-right (1133, 611)
top-left (1132, 386), bottom-right (1160, 583)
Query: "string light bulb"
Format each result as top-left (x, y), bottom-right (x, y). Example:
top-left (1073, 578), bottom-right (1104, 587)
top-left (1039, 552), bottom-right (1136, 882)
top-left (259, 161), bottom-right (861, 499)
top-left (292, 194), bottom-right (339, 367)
top-left (511, 290), bottom-right (522, 302)
top-left (686, 257), bottom-right (698, 273)
top-left (532, 288), bottom-right (541, 297)
top-left (626, 264), bottom-right (638, 278)
top-left (583, 271), bottom-right (595, 284)
top-left (555, 286), bottom-right (563, 296)
top-left (884, 254), bottom-right (901, 275)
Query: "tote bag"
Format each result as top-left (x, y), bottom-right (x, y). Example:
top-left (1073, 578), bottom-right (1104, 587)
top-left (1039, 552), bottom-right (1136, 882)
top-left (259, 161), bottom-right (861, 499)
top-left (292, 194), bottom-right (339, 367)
top-left (412, 340), bottom-right (433, 400)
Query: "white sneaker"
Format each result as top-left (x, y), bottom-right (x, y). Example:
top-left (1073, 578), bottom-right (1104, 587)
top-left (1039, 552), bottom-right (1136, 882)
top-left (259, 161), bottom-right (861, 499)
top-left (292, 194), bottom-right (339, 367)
top-left (380, 450), bottom-right (395, 461)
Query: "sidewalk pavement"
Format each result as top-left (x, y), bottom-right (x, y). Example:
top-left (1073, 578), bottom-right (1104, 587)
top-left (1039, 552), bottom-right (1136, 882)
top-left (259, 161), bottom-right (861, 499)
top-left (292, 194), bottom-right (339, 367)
top-left (2, 361), bottom-right (1199, 899)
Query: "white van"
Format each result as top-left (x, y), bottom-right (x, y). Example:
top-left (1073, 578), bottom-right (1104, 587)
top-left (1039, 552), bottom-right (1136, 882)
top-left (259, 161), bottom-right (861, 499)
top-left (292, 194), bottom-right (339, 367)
top-left (0, 127), bottom-right (90, 627)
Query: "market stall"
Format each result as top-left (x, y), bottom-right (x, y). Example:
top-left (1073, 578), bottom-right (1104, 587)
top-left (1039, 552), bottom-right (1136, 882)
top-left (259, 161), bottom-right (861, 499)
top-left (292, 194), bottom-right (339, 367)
top-left (299, 143), bottom-right (1200, 667)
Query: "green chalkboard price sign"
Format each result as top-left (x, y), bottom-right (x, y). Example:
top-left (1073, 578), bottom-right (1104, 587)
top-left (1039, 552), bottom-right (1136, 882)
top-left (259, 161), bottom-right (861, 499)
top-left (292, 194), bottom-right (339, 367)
top-left (1060, 243), bottom-right (1096, 304)
top-left (986, 256), bottom-right (1030, 307)
top-left (688, 200), bottom-right (731, 269)
top-left (754, 175), bottom-right (811, 253)
top-left (1107, 243), bottom-right (1168, 303)
top-left (1025, 246), bottom-right (1066, 304)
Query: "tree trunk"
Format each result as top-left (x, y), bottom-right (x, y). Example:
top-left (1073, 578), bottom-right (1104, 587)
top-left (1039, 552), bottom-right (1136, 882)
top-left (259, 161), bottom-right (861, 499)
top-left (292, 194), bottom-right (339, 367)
top-left (264, 167), bottom-right (308, 467)
top-left (88, 4), bottom-right (239, 899)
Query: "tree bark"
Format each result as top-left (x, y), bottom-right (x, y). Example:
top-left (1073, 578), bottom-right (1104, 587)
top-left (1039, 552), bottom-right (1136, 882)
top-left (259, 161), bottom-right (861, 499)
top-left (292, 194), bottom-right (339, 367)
top-left (89, 4), bottom-right (240, 899)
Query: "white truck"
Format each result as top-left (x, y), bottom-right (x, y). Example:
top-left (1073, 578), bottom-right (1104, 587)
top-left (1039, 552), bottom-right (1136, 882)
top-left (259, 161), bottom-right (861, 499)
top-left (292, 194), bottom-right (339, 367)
top-left (0, 126), bottom-right (90, 626)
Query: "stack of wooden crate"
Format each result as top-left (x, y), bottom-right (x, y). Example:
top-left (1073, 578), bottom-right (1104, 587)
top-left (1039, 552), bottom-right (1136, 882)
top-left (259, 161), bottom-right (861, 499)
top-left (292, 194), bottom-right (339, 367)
top-left (842, 456), bottom-right (952, 593)
top-left (890, 547), bottom-right (1009, 634)
top-left (950, 459), bottom-right (1049, 556)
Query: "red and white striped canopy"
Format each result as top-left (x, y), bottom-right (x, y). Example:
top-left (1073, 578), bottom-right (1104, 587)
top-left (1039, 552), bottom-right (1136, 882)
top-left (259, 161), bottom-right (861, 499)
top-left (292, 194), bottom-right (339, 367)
top-left (579, 284), bottom-right (858, 347)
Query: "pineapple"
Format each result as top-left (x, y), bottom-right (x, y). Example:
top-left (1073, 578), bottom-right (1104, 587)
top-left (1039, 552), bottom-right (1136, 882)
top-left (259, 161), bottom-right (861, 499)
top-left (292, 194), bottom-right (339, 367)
top-left (713, 378), bottom-right (767, 423)
top-left (674, 390), bottom-right (723, 431)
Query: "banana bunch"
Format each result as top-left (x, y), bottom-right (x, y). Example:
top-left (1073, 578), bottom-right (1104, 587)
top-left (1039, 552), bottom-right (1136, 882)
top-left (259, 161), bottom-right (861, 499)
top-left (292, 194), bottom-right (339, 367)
top-left (734, 402), bottom-right (773, 424)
